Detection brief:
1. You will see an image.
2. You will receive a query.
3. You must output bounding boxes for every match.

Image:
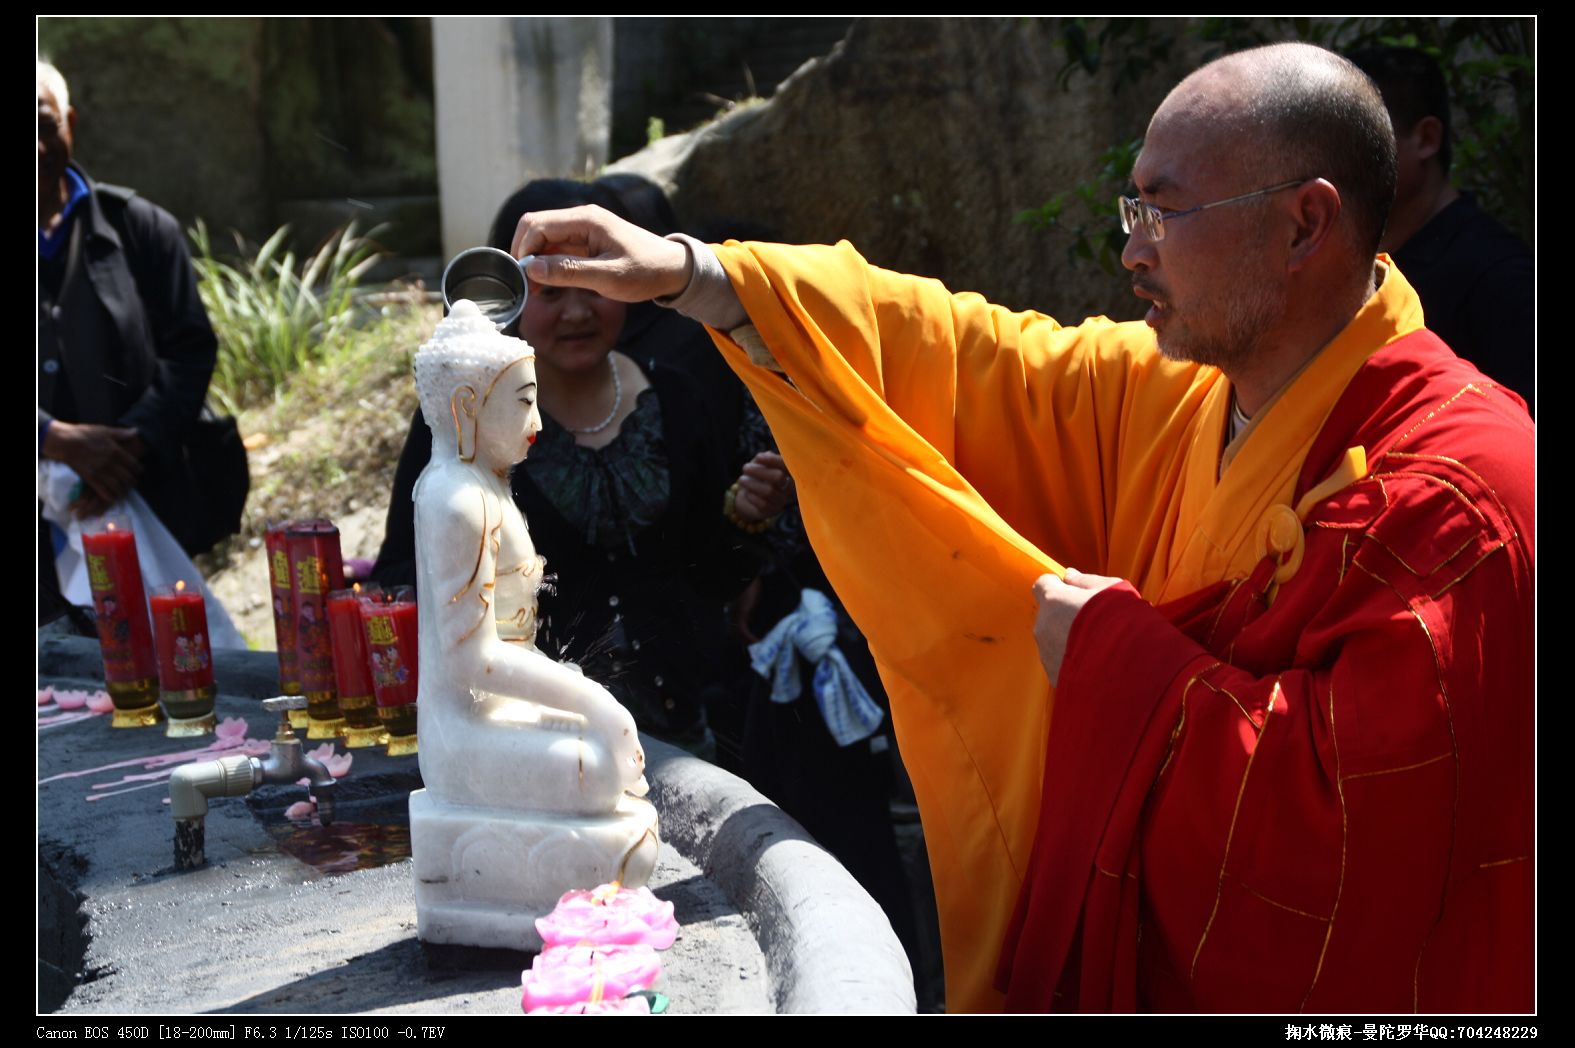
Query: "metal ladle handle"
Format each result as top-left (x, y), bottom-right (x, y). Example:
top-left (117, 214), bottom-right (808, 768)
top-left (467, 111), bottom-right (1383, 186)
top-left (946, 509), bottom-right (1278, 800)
top-left (440, 247), bottom-right (537, 332)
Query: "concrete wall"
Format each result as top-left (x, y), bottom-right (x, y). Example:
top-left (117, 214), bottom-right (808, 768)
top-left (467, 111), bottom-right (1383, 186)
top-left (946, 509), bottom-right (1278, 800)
top-left (432, 18), bottom-right (613, 258)
top-left (37, 17), bottom-right (854, 266)
top-left (38, 18), bottom-right (270, 238)
top-left (39, 17), bottom-right (440, 259)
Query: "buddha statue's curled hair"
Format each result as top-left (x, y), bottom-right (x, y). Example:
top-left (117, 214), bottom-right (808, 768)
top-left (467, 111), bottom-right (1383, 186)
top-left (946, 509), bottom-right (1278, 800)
top-left (414, 299), bottom-right (536, 455)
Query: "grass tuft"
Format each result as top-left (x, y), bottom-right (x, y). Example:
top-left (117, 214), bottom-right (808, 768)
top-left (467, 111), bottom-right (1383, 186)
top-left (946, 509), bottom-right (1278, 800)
top-left (190, 221), bottom-right (386, 414)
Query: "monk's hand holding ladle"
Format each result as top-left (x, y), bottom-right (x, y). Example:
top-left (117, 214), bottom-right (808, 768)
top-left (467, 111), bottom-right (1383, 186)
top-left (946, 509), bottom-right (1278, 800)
top-left (511, 205), bottom-right (693, 304)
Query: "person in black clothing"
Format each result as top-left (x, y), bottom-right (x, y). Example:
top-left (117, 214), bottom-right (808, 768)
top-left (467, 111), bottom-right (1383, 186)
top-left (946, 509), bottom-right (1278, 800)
top-left (1347, 46), bottom-right (1534, 412)
top-left (37, 61), bottom-right (223, 621)
top-left (595, 174), bottom-right (767, 484)
top-left (373, 180), bottom-right (789, 753)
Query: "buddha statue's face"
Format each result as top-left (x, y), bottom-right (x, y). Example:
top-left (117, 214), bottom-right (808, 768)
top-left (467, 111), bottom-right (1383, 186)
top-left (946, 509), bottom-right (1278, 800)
top-left (415, 299), bottom-right (543, 466)
top-left (471, 356), bottom-right (541, 469)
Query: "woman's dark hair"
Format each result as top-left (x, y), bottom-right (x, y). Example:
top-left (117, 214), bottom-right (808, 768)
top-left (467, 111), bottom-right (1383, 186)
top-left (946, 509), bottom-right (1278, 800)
top-left (487, 179), bottom-right (629, 251)
top-left (594, 173), bottom-right (681, 237)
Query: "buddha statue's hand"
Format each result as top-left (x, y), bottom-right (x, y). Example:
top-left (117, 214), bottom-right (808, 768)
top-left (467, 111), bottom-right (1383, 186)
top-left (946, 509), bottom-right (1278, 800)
top-left (572, 676), bottom-right (646, 794)
top-left (536, 706), bottom-right (589, 734)
top-left (606, 704), bottom-right (647, 794)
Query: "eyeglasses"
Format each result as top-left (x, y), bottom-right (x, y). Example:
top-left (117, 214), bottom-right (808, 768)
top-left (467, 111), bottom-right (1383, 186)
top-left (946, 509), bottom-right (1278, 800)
top-left (1118, 180), bottom-right (1307, 241)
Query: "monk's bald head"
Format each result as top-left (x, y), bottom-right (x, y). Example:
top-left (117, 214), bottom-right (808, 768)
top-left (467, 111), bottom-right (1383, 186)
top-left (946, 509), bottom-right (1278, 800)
top-left (1152, 43), bottom-right (1396, 257)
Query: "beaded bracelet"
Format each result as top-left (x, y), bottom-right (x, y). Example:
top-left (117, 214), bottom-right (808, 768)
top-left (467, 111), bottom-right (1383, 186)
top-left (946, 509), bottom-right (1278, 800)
top-left (723, 482), bottom-right (776, 534)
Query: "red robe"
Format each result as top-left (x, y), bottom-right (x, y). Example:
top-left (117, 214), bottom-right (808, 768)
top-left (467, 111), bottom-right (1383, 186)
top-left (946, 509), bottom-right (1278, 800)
top-left (998, 330), bottom-right (1535, 1012)
top-left (701, 241), bottom-right (1533, 1012)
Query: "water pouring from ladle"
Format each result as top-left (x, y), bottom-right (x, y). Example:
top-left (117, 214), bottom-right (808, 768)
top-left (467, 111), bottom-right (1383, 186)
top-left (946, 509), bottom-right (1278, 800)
top-left (440, 247), bottom-right (538, 330)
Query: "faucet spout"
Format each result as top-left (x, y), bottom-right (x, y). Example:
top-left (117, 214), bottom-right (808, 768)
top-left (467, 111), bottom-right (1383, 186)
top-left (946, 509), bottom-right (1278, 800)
top-left (301, 754), bottom-right (337, 826)
top-left (168, 695), bottom-right (340, 869)
top-left (253, 732), bottom-right (338, 826)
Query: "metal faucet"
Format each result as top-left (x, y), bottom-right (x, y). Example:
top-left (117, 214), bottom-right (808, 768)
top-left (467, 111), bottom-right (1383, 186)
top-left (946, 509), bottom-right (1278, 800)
top-left (168, 696), bottom-right (338, 870)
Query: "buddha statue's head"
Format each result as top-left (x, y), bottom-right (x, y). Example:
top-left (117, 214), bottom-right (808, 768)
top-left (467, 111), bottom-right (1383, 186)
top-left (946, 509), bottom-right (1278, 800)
top-left (415, 300), bottom-right (540, 469)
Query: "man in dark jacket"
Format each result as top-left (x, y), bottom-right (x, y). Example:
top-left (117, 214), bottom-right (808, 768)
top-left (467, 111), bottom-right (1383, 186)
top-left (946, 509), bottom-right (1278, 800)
top-left (37, 60), bottom-right (221, 615)
top-left (1347, 46), bottom-right (1534, 412)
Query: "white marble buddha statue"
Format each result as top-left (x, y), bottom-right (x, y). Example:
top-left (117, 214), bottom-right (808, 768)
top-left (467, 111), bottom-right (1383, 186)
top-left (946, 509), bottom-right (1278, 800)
top-left (407, 300), bottom-right (658, 949)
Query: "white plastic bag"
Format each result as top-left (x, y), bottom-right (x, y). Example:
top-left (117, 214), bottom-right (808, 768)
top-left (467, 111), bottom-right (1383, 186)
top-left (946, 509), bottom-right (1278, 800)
top-left (39, 460), bottom-right (248, 650)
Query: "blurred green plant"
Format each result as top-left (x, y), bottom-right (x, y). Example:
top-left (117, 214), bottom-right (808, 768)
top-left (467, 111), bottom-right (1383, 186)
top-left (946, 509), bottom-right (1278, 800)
top-left (190, 221), bottom-right (385, 414)
top-left (1017, 137), bottom-right (1143, 275)
top-left (1021, 17), bottom-right (1533, 275)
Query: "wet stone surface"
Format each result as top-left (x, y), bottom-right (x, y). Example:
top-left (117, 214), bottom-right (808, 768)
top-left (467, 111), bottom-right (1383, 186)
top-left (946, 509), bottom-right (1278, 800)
top-left (249, 773), bottom-right (420, 876)
top-left (56, 841), bottom-right (766, 1015)
top-left (39, 681), bottom-right (769, 1015)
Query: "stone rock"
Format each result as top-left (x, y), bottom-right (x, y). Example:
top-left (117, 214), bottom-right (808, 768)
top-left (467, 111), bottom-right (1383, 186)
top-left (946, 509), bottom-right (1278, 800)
top-left (609, 17), bottom-right (1209, 324)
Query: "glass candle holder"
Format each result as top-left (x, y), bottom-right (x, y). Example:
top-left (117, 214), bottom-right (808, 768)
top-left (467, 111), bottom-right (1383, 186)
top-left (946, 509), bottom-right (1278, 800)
top-left (328, 585), bottom-right (387, 748)
top-left (360, 585), bottom-right (419, 757)
top-left (288, 520), bottom-right (346, 740)
top-left (265, 521), bottom-right (306, 728)
top-left (150, 581), bottom-right (216, 736)
top-left (81, 515), bottom-right (161, 728)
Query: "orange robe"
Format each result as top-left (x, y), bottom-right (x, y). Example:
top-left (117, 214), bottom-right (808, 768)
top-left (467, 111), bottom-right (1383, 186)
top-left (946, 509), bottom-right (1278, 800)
top-left (702, 242), bottom-right (1533, 1012)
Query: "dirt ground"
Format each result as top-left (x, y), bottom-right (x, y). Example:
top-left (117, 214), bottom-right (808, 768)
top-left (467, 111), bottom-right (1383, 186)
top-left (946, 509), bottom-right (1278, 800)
top-left (204, 502), bottom-right (393, 649)
top-left (196, 293), bottom-right (438, 649)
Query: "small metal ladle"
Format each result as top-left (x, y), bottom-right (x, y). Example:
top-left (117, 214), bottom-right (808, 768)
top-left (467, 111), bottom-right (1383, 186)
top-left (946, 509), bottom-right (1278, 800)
top-left (440, 247), bottom-right (538, 331)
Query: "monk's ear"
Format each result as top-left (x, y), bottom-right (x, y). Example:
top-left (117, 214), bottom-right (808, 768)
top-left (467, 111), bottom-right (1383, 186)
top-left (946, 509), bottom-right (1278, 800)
top-left (1412, 115), bottom-right (1446, 164)
top-left (1286, 178), bottom-right (1341, 273)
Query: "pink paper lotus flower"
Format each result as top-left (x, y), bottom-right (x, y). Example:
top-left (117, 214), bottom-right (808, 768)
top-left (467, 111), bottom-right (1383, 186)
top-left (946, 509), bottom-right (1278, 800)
top-left (309, 742), bottom-right (353, 777)
top-left (536, 884), bottom-right (679, 950)
top-left (526, 996), bottom-right (652, 1015)
top-left (52, 689), bottom-right (90, 710)
top-left (216, 717), bottom-right (249, 741)
top-left (296, 743), bottom-right (352, 786)
top-left (519, 943), bottom-right (661, 1013)
top-left (284, 800), bottom-right (318, 821)
top-left (36, 688), bottom-right (114, 721)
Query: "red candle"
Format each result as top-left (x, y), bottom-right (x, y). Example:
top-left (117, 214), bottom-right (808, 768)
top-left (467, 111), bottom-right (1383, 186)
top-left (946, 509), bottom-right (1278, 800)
top-left (328, 586), bottom-right (385, 748)
top-left (360, 586), bottom-right (419, 755)
top-left (288, 520), bottom-right (346, 739)
top-left (81, 516), bottom-right (160, 728)
top-left (149, 581), bottom-right (216, 736)
top-left (265, 522), bottom-right (300, 694)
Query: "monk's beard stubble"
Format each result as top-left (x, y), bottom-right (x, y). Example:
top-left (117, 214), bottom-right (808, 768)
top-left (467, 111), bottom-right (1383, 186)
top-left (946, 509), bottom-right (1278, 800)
top-left (1156, 276), bottom-right (1286, 373)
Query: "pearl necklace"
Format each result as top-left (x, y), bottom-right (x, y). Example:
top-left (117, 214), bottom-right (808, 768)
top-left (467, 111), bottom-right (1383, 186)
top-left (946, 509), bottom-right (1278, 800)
top-left (564, 355), bottom-right (624, 435)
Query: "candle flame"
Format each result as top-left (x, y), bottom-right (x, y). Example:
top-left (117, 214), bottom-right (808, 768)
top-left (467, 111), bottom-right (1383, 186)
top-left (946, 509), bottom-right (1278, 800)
top-left (175, 580), bottom-right (187, 593)
top-left (105, 521), bottom-right (117, 532)
top-left (353, 582), bottom-right (362, 595)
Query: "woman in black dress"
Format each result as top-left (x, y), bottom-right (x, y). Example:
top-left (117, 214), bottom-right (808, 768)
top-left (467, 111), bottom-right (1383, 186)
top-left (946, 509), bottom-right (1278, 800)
top-left (372, 180), bottom-right (789, 754)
